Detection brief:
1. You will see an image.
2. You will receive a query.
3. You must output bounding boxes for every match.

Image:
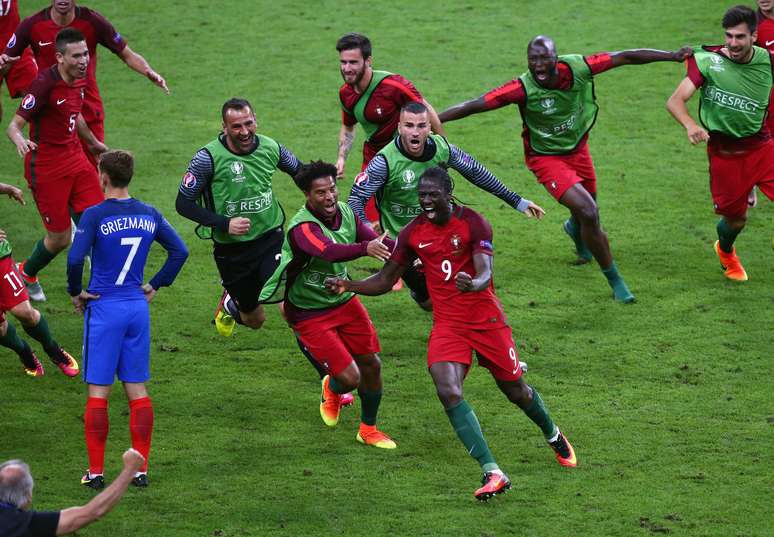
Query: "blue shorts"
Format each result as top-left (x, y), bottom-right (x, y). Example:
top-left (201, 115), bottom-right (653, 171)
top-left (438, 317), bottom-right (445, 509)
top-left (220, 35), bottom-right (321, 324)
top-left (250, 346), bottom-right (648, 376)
top-left (82, 297), bottom-right (150, 385)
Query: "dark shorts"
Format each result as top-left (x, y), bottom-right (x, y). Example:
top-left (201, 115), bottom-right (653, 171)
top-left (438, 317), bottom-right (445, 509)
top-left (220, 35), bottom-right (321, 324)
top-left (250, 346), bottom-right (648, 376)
top-left (402, 263), bottom-right (429, 305)
top-left (214, 228), bottom-right (284, 313)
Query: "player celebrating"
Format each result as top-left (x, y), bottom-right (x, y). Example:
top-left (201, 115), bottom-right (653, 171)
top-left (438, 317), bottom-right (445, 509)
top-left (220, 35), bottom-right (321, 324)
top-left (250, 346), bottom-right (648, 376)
top-left (667, 5), bottom-right (774, 281)
top-left (0, 0), bottom-right (168, 167)
top-left (335, 32), bottom-right (445, 223)
top-left (6, 28), bottom-right (106, 302)
top-left (327, 166), bottom-right (576, 500)
top-left (0, 0), bottom-right (38, 122)
top-left (67, 150), bottom-right (188, 489)
top-left (349, 101), bottom-right (544, 310)
top-left (260, 161), bottom-right (395, 448)
top-left (440, 37), bottom-right (693, 303)
top-left (0, 181), bottom-right (78, 377)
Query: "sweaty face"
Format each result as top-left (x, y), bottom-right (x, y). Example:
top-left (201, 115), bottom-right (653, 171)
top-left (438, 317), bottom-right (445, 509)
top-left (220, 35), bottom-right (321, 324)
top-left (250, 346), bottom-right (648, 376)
top-left (339, 48), bottom-right (369, 86)
top-left (52, 0), bottom-right (75, 15)
top-left (398, 110), bottom-right (431, 157)
top-left (57, 40), bottom-right (89, 80)
top-left (418, 179), bottom-right (452, 225)
top-left (306, 176), bottom-right (338, 219)
top-left (528, 43), bottom-right (558, 86)
top-left (222, 107), bottom-right (257, 154)
top-left (724, 22), bottom-right (756, 62)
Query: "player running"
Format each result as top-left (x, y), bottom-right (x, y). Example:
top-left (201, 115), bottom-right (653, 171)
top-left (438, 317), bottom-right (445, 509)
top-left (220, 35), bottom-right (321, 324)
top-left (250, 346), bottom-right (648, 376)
top-left (5, 28), bottom-right (106, 302)
top-left (327, 166), bottom-right (576, 500)
top-left (67, 150), bottom-right (188, 489)
top-left (0, 0), bottom-right (168, 167)
top-left (0, 181), bottom-right (78, 377)
top-left (348, 101), bottom-right (544, 310)
top-left (440, 37), bottom-right (693, 303)
top-left (0, 0), bottom-right (38, 123)
top-left (335, 32), bottom-right (445, 224)
top-left (667, 5), bottom-right (774, 281)
top-left (260, 161), bottom-right (396, 449)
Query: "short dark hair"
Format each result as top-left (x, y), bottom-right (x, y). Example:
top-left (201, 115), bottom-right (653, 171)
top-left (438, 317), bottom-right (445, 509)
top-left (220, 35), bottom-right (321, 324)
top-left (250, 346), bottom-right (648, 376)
top-left (722, 5), bottom-right (757, 33)
top-left (335, 33), bottom-right (372, 59)
top-left (221, 98), bottom-right (253, 121)
top-left (294, 160), bottom-right (338, 193)
top-left (56, 28), bottom-right (85, 54)
top-left (99, 150), bottom-right (134, 188)
top-left (401, 101), bottom-right (428, 115)
top-left (419, 165), bottom-right (453, 194)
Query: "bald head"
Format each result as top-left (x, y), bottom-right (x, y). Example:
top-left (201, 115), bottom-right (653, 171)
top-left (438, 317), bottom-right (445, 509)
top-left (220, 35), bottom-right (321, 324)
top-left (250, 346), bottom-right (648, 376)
top-left (527, 35), bottom-right (559, 86)
top-left (0, 460), bottom-right (33, 509)
top-left (528, 35), bottom-right (556, 55)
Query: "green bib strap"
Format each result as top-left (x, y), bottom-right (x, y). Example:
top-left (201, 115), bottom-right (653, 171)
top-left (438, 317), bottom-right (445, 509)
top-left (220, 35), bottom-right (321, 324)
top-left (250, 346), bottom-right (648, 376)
top-left (350, 70), bottom-right (393, 141)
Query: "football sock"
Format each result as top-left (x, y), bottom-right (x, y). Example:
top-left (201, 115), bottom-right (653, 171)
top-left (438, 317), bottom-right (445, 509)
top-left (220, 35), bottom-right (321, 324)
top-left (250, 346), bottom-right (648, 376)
top-left (717, 218), bottom-right (741, 253)
top-left (445, 400), bottom-right (498, 472)
top-left (0, 321), bottom-right (28, 355)
top-left (23, 239), bottom-right (57, 277)
top-left (21, 315), bottom-right (59, 356)
top-left (601, 260), bottom-right (621, 282)
top-left (328, 375), bottom-right (347, 395)
top-left (129, 397), bottom-right (154, 473)
top-left (295, 334), bottom-right (326, 379)
top-left (521, 385), bottom-right (558, 440)
top-left (358, 389), bottom-right (382, 426)
top-left (84, 397), bottom-right (109, 475)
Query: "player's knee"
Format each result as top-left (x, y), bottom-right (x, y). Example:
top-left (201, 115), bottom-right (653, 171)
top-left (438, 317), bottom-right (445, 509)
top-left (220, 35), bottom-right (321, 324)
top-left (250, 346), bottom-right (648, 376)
top-left (11, 302), bottom-right (39, 326)
top-left (46, 232), bottom-right (71, 253)
top-left (436, 383), bottom-right (463, 408)
top-left (358, 353), bottom-right (381, 377)
top-left (575, 203), bottom-right (599, 226)
top-left (241, 307), bottom-right (266, 329)
top-left (336, 367), bottom-right (360, 392)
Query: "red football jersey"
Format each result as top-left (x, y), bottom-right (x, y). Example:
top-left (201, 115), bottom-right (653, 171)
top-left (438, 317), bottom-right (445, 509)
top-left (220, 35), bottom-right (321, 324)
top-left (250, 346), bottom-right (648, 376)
top-left (5, 5), bottom-right (126, 124)
top-left (757, 11), bottom-right (774, 52)
top-left (392, 206), bottom-right (508, 329)
top-left (339, 73), bottom-right (423, 152)
top-left (17, 65), bottom-right (87, 165)
top-left (0, 0), bottom-right (20, 44)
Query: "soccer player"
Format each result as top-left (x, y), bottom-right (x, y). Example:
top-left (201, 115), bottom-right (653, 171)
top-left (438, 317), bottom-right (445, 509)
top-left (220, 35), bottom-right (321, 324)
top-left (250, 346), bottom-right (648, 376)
top-left (260, 160), bottom-right (395, 448)
top-left (326, 166), bottom-right (576, 500)
top-left (348, 101), bottom-right (544, 310)
top-left (335, 32), bottom-right (445, 224)
top-left (6, 27), bottom-right (106, 302)
top-left (756, 1), bottom-right (774, 135)
top-left (440, 37), bottom-right (693, 303)
top-left (0, 181), bottom-right (79, 377)
top-left (667, 5), bottom-right (774, 281)
top-left (0, 0), bottom-right (168, 166)
top-left (0, 0), bottom-right (38, 123)
top-left (67, 150), bottom-right (188, 489)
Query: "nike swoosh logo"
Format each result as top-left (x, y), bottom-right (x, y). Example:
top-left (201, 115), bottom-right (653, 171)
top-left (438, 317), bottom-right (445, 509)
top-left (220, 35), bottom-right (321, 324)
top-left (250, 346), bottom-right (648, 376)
top-left (38, 41), bottom-right (52, 46)
top-left (13, 287), bottom-right (24, 297)
top-left (56, 99), bottom-right (66, 105)
top-left (766, 40), bottom-right (774, 47)
top-left (418, 242), bottom-right (432, 248)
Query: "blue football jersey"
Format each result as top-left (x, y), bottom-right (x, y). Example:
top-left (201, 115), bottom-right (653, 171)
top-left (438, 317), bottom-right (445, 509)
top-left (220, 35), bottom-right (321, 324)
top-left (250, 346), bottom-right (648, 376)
top-left (68, 198), bottom-right (188, 299)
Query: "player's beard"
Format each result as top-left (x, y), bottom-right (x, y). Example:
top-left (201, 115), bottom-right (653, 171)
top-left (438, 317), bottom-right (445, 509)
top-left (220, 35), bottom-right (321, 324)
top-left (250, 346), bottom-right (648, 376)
top-left (341, 66), bottom-right (365, 87)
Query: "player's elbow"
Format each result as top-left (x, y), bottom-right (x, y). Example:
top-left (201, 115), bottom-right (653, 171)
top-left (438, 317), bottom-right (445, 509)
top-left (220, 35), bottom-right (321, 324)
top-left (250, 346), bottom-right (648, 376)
top-left (57, 506), bottom-right (99, 535)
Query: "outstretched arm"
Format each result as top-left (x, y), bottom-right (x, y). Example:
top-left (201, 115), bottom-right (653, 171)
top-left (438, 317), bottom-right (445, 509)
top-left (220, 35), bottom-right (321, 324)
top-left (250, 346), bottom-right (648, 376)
top-left (666, 77), bottom-right (708, 145)
top-left (608, 46), bottom-right (693, 68)
top-left (438, 96), bottom-right (489, 123)
top-left (118, 45), bottom-right (169, 94)
top-left (423, 99), bottom-right (446, 136)
top-left (455, 252), bottom-right (493, 293)
top-left (325, 260), bottom-right (406, 296)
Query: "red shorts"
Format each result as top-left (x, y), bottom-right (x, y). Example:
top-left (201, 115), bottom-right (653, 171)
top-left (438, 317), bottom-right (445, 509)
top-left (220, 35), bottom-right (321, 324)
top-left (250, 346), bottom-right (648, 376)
top-left (0, 255), bottom-right (29, 323)
top-left (26, 156), bottom-right (103, 232)
top-left (526, 143), bottom-right (597, 201)
top-left (708, 140), bottom-right (774, 218)
top-left (293, 297), bottom-right (380, 376)
top-left (1, 49), bottom-right (37, 98)
top-left (427, 322), bottom-right (523, 382)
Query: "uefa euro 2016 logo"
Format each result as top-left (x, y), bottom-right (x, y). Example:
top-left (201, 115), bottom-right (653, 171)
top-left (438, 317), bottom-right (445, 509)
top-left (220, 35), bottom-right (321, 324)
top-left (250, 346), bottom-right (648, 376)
top-left (541, 98), bottom-right (556, 115)
top-left (230, 161), bottom-right (245, 183)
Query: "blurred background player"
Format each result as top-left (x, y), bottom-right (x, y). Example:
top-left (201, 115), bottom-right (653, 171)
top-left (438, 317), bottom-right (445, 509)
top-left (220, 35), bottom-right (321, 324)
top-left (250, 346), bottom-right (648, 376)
top-left (440, 37), bottom-right (693, 303)
top-left (0, 0), bottom-right (168, 168)
top-left (335, 32), bottom-right (445, 227)
top-left (348, 101), bottom-right (544, 311)
top-left (667, 5), bottom-right (774, 282)
top-left (6, 28), bottom-right (106, 302)
top-left (260, 161), bottom-right (395, 448)
top-left (327, 167), bottom-right (576, 500)
top-left (0, 181), bottom-right (78, 377)
top-left (67, 150), bottom-right (188, 489)
top-left (0, 0), bottom-right (38, 123)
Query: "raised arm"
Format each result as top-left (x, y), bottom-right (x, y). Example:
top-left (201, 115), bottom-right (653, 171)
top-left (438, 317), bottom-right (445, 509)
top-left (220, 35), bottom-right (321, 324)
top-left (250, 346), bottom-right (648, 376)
top-left (336, 123), bottom-right (357, 178)
top-left (666, 77), bottom-right (709, 145)
top-left (117, 45), bottom-right (169, 94)
top-left (424, 99), bottom-right (446, 136)
top-left (277, 144), bottom-right (302, 178)
top-left (608, 46), bottom-right (693, 68)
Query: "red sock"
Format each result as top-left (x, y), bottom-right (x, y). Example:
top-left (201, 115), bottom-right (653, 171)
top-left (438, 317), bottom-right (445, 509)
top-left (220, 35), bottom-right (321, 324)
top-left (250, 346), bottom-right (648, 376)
top-left (84, 397), bottom-right (109, 475)
top-left (129, 397), bottom-right (154, 473)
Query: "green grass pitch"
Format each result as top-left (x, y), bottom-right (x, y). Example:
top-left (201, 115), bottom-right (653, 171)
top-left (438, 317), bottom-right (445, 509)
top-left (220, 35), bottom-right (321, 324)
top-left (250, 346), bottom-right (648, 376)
top-left (2, 1), bottom-right (773, 535)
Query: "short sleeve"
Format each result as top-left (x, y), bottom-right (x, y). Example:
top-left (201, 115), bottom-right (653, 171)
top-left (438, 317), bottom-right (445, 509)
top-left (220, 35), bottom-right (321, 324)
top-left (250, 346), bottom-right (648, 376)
top-left (464, 210), bottom-right (494, 255)
top-left (16, 74), bottom-right (50, 121)
top-left (584, 53), bottom-right (614, 75)
top-left (483, 79), bottom-right (526, 109)
top-left (89, 9), bottom-right (128, 54)
top-left (390, 223), bottom-right (418, 266)
top-left (686, 55), bottom-right (704, 88)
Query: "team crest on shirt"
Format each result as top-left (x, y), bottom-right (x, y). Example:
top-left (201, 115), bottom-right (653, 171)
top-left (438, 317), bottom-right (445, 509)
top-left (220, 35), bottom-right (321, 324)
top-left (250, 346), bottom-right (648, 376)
top-left (21, 94), bottom-right (35, 110)
top-left (541, 98), bottom-right (556, 115)
top-left (230, 161), bottom-right (245, 183)
top-left (450, 234), bottom-right (463, 255)
top-left (354, 172), bottom-right (369, 186)
top-left (7, 34), bottom-right (16, 49)
top-left (182, 172), bottom-right (196, 188)
top-left (401, 169), bottom-right (416, 189)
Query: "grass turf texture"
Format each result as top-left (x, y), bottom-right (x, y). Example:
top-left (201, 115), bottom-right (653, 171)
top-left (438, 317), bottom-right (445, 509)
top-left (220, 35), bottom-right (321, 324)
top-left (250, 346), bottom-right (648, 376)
top-left (2, 0), bottom-right (773, 535)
